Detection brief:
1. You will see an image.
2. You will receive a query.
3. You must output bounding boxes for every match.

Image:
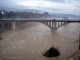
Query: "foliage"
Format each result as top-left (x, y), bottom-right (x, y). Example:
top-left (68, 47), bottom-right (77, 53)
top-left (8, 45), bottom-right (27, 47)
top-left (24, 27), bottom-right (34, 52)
top-left (0, 10), bottom-right (50, 18)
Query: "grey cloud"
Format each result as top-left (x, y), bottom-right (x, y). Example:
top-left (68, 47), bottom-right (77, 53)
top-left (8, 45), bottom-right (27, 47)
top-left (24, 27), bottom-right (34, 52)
top-left (46, 0), bottom-right (65, 3)
top-left (0, 0), bottom-right (18, 8)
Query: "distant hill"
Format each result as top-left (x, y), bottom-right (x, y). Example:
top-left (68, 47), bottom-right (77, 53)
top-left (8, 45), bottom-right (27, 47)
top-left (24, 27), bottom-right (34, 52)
top-left (0, 7), bottom-right (80, 19)
top-left (18, 9), bottom-right (80, 18)
top-left (0, 7), bottom-right (45, 13)
top-left (17, 9), bottom-right (45, 13)
top-left (50, 13), bottom-right (80, 19)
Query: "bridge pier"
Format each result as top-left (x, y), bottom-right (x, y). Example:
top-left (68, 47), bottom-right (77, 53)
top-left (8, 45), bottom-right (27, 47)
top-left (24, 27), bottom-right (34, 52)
top-left (57, 22), bottom-right (59, 28)
top-left (49, 21), bottom-right (51, 26)
top-left (11, 21), bottom-right (16, 30)
top-left (51, 21), bottom-right (57, 30)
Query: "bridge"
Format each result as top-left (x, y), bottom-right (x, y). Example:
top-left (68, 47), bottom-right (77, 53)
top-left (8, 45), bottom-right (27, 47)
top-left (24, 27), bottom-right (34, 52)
top-left (0, 19), bottom-right (80, 32)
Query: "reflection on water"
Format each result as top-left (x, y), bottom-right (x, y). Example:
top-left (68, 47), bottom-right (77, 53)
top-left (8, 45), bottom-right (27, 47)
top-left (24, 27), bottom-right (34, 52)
top-left (0, 22), bottom-right (80, 60)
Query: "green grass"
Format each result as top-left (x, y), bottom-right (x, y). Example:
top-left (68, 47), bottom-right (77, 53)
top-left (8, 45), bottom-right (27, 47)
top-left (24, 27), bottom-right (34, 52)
top-left (67, 50), bottom-right (80, 60)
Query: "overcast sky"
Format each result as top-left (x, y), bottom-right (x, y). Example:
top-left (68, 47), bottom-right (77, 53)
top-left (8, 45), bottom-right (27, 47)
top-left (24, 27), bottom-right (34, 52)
top-left (0, 0), bottom-right (80, 15)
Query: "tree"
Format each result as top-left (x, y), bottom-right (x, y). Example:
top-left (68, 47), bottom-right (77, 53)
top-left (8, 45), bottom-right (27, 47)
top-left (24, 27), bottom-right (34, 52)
top-left (43, 12), bottom-right (49, 17)
top-left (6, 11), bottom-right (15, 18)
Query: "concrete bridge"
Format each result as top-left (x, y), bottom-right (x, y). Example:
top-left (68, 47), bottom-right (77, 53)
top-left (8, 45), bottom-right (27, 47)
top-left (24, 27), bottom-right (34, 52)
top-left (0, 19), bottom-right (80, 32)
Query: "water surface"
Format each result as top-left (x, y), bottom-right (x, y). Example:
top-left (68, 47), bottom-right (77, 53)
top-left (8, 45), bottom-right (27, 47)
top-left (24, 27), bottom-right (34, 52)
top-left (0, 22), bottom-right (80, 60)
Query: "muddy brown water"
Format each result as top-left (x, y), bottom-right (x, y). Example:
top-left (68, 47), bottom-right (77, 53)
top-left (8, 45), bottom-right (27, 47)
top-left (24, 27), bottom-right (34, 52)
top-left (0, 22), bottom-right (80, 60)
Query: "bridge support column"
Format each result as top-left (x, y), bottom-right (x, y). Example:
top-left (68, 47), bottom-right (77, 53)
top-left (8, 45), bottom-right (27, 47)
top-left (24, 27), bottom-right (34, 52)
top-left (0, 22), bottom-right (3, 30)
top-left (11, 21), bottom-right (16, 30)
top-left (49, 22), bottom-right (51, 26)
top-left (52, 21), bottom-right (57, 30)
top-left (61, 22), bottom-right (63, 25)
top-left (0, 22), bottom-right (4, 40)
top-left (58, 22), bottom-right (59, 27)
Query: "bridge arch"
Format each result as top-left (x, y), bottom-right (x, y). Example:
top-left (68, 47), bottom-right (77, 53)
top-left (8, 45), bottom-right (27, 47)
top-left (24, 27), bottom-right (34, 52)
top-left (15, 21), bottom-right (54, 30)
top-left (0, 19), bottom-right (80, 31)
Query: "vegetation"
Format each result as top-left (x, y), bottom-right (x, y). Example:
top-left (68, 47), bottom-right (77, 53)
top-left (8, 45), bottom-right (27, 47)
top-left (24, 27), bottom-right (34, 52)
top-left (0, 10), bottom-right (50, 18)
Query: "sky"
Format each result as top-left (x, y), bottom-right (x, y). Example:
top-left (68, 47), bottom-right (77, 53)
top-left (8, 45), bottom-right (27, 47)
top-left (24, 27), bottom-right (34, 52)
top-left (0, 0), bottom-right (80, 15)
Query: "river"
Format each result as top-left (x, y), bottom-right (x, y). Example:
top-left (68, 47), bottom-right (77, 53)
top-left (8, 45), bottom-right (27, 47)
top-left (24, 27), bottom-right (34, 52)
top-left (0, 22), bottom-right (80, 60)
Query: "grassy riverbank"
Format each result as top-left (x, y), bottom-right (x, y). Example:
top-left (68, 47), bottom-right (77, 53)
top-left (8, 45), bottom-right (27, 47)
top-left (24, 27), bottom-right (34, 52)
top-left (67, 50), bottom-right (80, 60)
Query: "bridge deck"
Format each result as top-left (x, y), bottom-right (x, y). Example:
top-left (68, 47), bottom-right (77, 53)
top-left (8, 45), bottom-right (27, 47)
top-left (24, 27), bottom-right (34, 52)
top-left (0, 19), bottom-right (80, 22)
